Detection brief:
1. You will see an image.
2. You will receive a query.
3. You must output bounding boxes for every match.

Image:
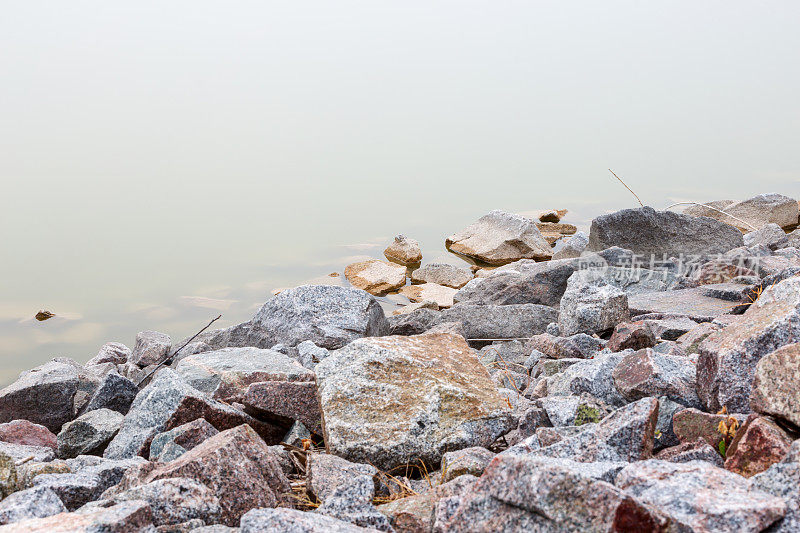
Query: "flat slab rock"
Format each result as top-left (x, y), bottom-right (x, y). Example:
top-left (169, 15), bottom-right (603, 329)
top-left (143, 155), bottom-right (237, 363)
top-left (628, 287), bottom-right (738, 322)
top-left (344, 259), bottom-right (407, 295)
top-left (315, 333), bottom-right (514, 471)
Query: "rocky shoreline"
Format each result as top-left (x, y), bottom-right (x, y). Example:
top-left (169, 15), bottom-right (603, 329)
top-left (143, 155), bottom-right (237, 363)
top-left (0, 192), bottom-right (799, 532)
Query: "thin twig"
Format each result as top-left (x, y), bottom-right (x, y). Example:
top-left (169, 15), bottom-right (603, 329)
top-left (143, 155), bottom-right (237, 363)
top-left (608, 169), bottom-right (644, 207)
top-left (663, 201), bottom-right (758, 231)
top-left (136, 314), bottom-right (222, 386)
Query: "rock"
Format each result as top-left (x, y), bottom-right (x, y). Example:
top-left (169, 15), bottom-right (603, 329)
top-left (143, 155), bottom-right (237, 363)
top-left (240, 378), bottom-right (322, 436)
top-left (384, 234), bottom-right (422, 265)
top-left (538, 395), bottom-right (610, 427)
top-left (0, 442), bottom-right (55, 464)
top-left (519, 397), bottom-right (658, 463)
top-left (296, 340), bottom-right (331, 368)
top-left (388, 308), bottom-right (443, 336)
top-left (445, 210), bottom-right (552, 265)
top-left (454, 259), bottom-right (578, 307)
top-left (83, 373), bottom-right (138, 415)
top-left (33, 456), bottom-right (146, 510)
top-left (86, 342), bottom-right (131, 367)
top-left (653, 397), bottom-right (682, 451)
top-left (724, 415), bottom-right (793, 478)
top-left (695, 259), bottom-right (756, 285)
top-left (675, 322), bottom-right (721, 354)
top-left (441, 447), bottom-right (494, 482)
top-left (282, 421), bottom-right (311, 448)
top-left (697, 275), bottom-right (800, 413)
top-left (558, 271), bottom-right (629, 336)
top-left (438, 455), bottom-right (665, 533)
top-left (0, 452), bottom-right (17, 498)
top-left (2, 500), bottom-right (153, 532)
top-left (14, 460), bottom-right (71, 492)
top-left (410, 263), bottom-right (472, 289)
top-left (391, 301), bottom-right (439, 316)
top-left (628, 288), bottom-right (737, 322)
top-left (612, 348), bottom-right (699, 407)
top-left (0, 486), bottom-right (67, 525)
top-left (545, 353), bottom-right (627, 407)
top-left (672, 407), bottom-right (748, 450)
top-left (345, 260), bottom-right (407, 295)
top-left (248, 285), bottom-right (389, 350)
top-left (241, 507), bottom-right (378, 533)
top-left (149, 419), bottom-right (219, 462)
top-left (588, 206), bottom-right (744, 256)
top-left (537, 222), bottom-right (578, 244)
top-left (315, 333), bottom-right (514, 471)
top-left (0, 360), bottom-right (85, 433)
top-left (654, 439), bottom-right (724, 467)
top-left (399, 283), bottom-right (457, 309)
top-left (750, 343), bottom-right (800, 427)
top-left (616, 459), bottom-right (786, 532)
top-left (538, 209), bottom-right (567, 223)
top-left (0, 421), bottom-right (57, 450)
top-left (552, 231), bottom-right (588, 260)
top-left (57, 408), bottom-right (124, 459)
top-left (108, 424), bottom-right (290, 526)
top-left (104, 369), bottom-right (283, 459)
top-left (744, 223), bottom-right (790, 249)
top-left (750, 444), bottom-right (800, 533)
top-left (306, 453), bottom-right (377, 503)
top-left (441, 304), bottom-right (557, 341)
top-left (526, 332), bottom-right (603, 360)
top-left (174, 346), bottom-right (312, 402)
top-left (130, 330), bottom-right (172, 367)
top-left (606, 321), bottom-right (656, 352)
top-left (104, 477), bottom-right (221, 527)
top-left (685, 193), bottom-right (799, 231)
top-left (315, 475), bottom-right (392, 531)
top-left (379, 475), bottom-right (476, 533)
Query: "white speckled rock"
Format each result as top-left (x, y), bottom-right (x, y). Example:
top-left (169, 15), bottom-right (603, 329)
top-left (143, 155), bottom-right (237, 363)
top-left (399, 283), bottom-right (458, 308)
top-left (384, 234), bottom-right (422, 265)
top-left (316, 333), bottom-right (514, 471)
top-left (446, 210), bottom-right (552, 265)
top-left (558, 271), bottom-right (629, 336)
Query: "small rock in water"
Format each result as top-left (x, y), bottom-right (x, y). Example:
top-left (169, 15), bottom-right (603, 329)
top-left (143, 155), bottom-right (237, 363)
top-left (383, 234), bottom-right (422, 265)
top-left (344, 259), bottom-right (407, 295)
top-left (538, 209), bottom-right (567, 223)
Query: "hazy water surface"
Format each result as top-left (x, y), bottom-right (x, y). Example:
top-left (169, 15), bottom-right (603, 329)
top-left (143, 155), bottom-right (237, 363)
top-left (2, 1), bottom-right (799, 384)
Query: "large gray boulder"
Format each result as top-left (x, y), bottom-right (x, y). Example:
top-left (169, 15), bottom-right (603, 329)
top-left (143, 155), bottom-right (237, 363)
top-left (697, 276), bottom-right (800, 413)
top-left (684, 193), bottom-right (799, 231)
top-left (446, 210), bottom-right (553, 265)
top-left (616, 460), bottom-right (786, 532)
top-left (0, 360), bottom-right (87, 433)
top-left (315, 333), bottom-right (514, 471)
top-left (247, 285), bottom-right (389, 350)
top-left (588, 206), bottom-right (744, 256)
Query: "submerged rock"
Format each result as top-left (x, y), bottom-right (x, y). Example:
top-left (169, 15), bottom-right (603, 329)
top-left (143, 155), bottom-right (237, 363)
top-left (315, 333), bottom-right (514, 470)
top-left (446, 210), bottom-right (552, 265)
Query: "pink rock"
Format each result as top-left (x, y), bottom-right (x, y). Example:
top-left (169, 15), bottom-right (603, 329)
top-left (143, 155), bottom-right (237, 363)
top-left (0, 420), bottom-right (57, 450)
top-left (724, 415), bottom-right (793, 478)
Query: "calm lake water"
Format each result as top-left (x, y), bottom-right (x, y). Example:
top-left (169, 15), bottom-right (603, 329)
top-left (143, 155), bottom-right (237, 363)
top-left (2, 2), bottom-right (799, 384)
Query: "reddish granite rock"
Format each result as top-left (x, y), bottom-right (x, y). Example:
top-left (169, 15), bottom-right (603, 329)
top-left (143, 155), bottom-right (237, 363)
top-left (241, 380), bottom-right (321, 435)
top-left (612, 348), bottom-right (699, 407)
top-left (0, 421), bottom-right (57, 450)
top-left (149, 419), bottom-right (220, 462)
top-left (654, 439), bottom-right (724, 467)
top-left (108, 424), bottom-right (290, 526)
top-left (724, 415), bottom-right (794, 478)
top-left (672, 407), bottom-right (747, 450)
top-left (378, 475), bottom-right (477, 533)
top-left (750, 343), bottom-right (800, 427)
top-left (696, 260), bottom-right (756, 285)
top-left (607, 321), bottom-right (656, 352)
top-left (675, 322), bottom-right (721, 355)
top-left (697, 276), bottom-right (800, 413)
